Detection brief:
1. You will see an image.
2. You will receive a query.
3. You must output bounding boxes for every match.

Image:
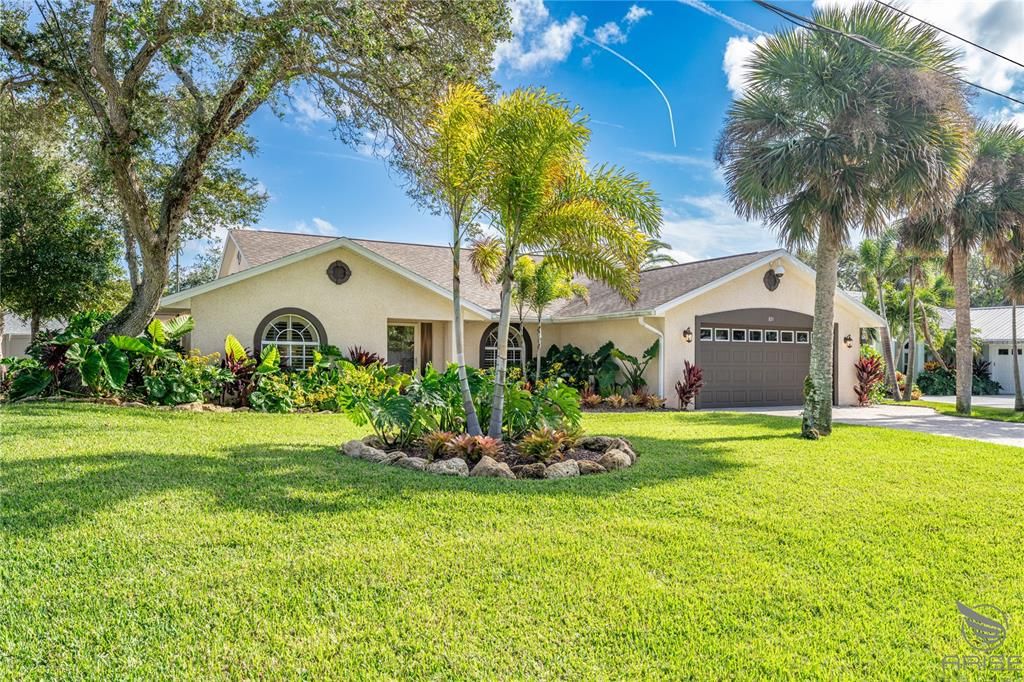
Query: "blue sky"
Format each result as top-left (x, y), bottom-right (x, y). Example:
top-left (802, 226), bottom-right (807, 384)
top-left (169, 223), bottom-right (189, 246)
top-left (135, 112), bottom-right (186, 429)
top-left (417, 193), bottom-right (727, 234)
top-left (186, 0), bottom-right (1024, 266)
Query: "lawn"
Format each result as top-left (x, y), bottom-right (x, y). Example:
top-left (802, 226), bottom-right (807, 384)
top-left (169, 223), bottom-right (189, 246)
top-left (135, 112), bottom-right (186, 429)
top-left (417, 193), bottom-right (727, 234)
top-left (2, 404), bottom-right (1022, 679)
top-left (884, 398), bottom-right (1024, 423)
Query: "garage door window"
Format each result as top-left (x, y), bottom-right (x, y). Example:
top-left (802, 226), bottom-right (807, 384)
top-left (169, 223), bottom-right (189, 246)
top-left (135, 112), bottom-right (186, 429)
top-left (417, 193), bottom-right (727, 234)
top-left (699, 328), bottom-right (713, 341)
top-left (780, 330), bottom-right (795, 343)
top-left (765, 330), bottom-right (779, 342)
top-left (795, 331), bottom-right (810, 343)
top-left (714, 328), bottom-right (730, 341)
top-left (748, 329), bottom-right (763, 342)
top-left (731, 329), bottom-right (747, 342)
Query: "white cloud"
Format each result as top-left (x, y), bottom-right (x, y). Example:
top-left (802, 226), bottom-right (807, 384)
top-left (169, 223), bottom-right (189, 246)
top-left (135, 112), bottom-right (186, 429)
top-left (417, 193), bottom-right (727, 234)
top-left (812, 0), bottom-right (1023, 96)
top-left (722, 35), bottom-right (767, 97)
top-left (594, 21), bottom-right (626, 46)
top-left (637, 150), bottom-right (715, 169)
top-left (658, 194), bottom-right (780, 260)
top-left (625, 5), bottom-right (652, 25)
top-left (290, 90), bottom-right (331, 129)
top-left (290, 217), bottom-right (340, 236)
top-left (493, 0), bottom-right (586, 71)
top-left (989, 106), bottom-right (1024, 127)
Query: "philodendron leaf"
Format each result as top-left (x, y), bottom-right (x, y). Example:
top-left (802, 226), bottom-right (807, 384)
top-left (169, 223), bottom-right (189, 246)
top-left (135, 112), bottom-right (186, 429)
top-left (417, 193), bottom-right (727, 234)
top-left (79, 348), bottom-right (105, 389)
top-left (147, 318), bottom-right (166, 345)
top-left (108, 335), bottom-right (151, 354)
top-left (257, 345), bottom-right (279, 373)
top-left (163, 315), bottom-right (194, 341)
top-left (224, 334), bottom-right (247, 362)
top-left (103, 347), bottom-right (129, 389)
top-left (10, 369), bottom-right (52, 401)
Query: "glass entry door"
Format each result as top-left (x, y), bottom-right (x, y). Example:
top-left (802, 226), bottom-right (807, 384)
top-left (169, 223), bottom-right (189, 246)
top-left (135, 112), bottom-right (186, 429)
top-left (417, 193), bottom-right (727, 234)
top-left (387, 324), bottom-right (415, 372)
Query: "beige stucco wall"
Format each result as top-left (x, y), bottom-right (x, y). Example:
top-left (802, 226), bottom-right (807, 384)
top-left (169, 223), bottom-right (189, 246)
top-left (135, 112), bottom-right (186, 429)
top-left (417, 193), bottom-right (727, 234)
top-left (543, 316), bottom-right (663, 391)
top-left (661, 262), bottom-right (868, 407)
top-left (187, 245), bottom-right (486, 364)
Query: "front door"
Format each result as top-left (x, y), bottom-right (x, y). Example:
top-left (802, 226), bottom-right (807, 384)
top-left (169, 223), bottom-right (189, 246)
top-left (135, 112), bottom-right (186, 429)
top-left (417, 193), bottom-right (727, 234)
top-left (387, 323), bottom-right (416, 372)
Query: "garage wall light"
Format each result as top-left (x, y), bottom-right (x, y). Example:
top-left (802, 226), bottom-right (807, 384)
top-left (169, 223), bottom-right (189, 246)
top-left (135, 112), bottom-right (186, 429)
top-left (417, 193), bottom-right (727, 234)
top-left (843, 334), bottom-right (854, 349)
top-left (682, 327), bottom-right (693, 343)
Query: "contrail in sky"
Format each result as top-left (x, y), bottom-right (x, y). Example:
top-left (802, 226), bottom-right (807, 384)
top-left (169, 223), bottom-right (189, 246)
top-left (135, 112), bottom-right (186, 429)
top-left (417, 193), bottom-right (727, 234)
top-left (677, 0), bottom-right (763, 36)
top-left (580, 35), bottom-right (677, 148)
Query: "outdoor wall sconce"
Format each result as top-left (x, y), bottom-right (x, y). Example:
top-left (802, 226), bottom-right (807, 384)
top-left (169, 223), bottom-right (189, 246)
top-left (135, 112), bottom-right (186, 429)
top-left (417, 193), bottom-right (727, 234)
top-left (763, 259), bottom-right (786, 291)
top-left (843, 334), bottom-right (854, 349)
top-left (682, 327), bottom-right (693, 343)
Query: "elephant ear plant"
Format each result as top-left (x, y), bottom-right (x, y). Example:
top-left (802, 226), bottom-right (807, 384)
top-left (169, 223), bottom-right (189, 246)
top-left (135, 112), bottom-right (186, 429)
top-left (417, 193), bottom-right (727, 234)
top-left (611, 339), bottom-right (659, 396)
top-left (220, 335), bottom-right (281, 407)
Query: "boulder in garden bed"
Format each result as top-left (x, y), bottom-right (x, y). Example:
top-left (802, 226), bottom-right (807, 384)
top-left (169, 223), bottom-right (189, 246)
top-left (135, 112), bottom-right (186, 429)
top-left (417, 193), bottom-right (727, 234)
top-left (394, 456), bottom-right (428, 471)
top-left (597, 448), bottom-right (632, 471)
top-left (470, 456), bottom-right (515, 479)
top-left (426, 458), bottom-right (469, 477)
top-left (544, 460), bottom-right (580, 479)
top-left (577, 460), bottom-right (607, 475)
top-left (511, 463), bottom-right (547, 479)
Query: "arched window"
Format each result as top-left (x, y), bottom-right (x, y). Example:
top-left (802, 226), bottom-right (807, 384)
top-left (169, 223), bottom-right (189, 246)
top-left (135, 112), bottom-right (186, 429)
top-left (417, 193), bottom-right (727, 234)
top-left (480, 323), bottom-right (532, 370)
top-left (256, 310), bottom-right (324, 370)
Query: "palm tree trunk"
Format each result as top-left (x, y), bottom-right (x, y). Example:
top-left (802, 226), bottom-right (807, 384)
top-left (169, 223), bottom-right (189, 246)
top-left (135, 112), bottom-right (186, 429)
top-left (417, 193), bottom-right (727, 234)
top-left (918, 300), bottom-right (949, 372)
top-left (451, 243), bottom-right (482, 436)
top-left (1012, 300), bottom-right (1022, 412)
top-left (875, 277), bottom-right (901, 399)
top-left (951, 245), bottom-right (972, 415)
top-left (487, 269), bottom-right (514, 439)
top-left (902, 266), bottom-right (917, 402)
top-left (802, 237), bottom-right (840, 438)
top-left (535, 310), bottom-right (543, 382)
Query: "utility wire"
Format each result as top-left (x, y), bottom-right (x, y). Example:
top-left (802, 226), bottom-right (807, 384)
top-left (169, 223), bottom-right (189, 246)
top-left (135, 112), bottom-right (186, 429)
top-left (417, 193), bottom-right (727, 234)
top-left (753, 0), bottom-right (1024, 107)
top-left (871, 0), bottom-right (1024, 71)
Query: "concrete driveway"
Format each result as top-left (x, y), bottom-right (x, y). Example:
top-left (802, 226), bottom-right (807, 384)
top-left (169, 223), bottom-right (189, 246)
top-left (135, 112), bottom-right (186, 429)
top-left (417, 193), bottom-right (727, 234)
top-left (923, 394), bottom-right (1019, 409)
top-left (715, 404), bottom-right (1024, 448)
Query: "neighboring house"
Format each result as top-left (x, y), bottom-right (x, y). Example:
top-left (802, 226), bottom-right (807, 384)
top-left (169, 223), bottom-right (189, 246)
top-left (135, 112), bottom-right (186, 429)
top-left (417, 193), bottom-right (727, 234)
top-left (938, 307), bottom-right (1023, 393)
top-left (1, 313), bottom-right (61, 358)
top-left (159, 228), bottom-right (885, 409)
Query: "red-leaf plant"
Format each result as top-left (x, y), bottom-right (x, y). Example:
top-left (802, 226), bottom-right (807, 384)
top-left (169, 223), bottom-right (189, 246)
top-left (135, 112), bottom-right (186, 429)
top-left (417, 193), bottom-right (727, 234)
top-left (854, 355), bottom-right (885, 406)
top-left (675, 360), bottom-right (704, 410)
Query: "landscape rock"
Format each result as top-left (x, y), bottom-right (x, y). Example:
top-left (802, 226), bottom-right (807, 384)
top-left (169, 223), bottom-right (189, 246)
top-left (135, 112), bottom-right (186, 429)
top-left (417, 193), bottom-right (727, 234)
top-left (234, 406), bottom-right (250, 412)
top-left (341, 439), bottom-right (390, 462)
top-left (576, 435), bottom-right (618, 452)
top-left (394, 456), bottom-right (428, 471)
top-left (361, 434), bottom-right (384, 449)
top-left (379, 451), bottom-right (407, 465)
top-left (614, 439), bottom-right (636, 463)
top-left (511, 463), bottom-right (547, 479)
top-left (122, 401), bottom-right (147, 408)
top-left (470, 455), bottom-right (515, 479)
top-left (597, 448), bottom-right (632, 471)
top-left (544, 460), bottom-right (580, 479)
top-left (577, 460), bottom-right (607, 475)
top-left (172, 401), bottom-right (204, 412)
top-left (426, 457), bottom-right (469, 477)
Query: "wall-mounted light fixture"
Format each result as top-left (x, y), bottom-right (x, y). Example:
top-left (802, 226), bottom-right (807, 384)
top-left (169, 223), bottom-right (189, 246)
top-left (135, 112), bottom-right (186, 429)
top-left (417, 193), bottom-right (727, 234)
top-left (682, 327), bottom-right (693, 343)
top-left (763, 259), bottom-right (786, 291)
top-left (843, 334), bottom-right (854, 349)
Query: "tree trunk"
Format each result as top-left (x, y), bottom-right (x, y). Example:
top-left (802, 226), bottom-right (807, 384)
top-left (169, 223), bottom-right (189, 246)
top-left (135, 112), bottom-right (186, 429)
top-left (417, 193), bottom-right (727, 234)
top-left (902, 266), bottom-right (917, 402)
top-left (487, 269), bottom-right (514, 439)
top-left (875, 276), bottom-right (901, 400)
top-left (98, 238), bottom-right (171, 340)
top-left (122, 224), bottom-right (142, 293)
top-left (802, 237), bottom-right (840, 439)
top-left (951, 245), bottom-right (972, 415)
top-left (451, 243), bottom-right (482, 436)
top-left (0, 307), bottom-right (5, 361)
top-left (30, 309), bottom-right (41, 339)
top-left (1012, 300), bottom-right (1023, 412)
top-left (918, 300), bottom-right (949, 372)
top-left (535, 311), bottom-right (543, 382)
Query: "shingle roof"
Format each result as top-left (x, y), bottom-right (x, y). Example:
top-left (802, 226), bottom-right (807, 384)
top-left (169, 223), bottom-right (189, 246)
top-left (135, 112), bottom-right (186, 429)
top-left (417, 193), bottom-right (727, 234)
top-left (938, 306), bottom-right (1024, 343)
top-left (225, 228), bottom-right (777, 317)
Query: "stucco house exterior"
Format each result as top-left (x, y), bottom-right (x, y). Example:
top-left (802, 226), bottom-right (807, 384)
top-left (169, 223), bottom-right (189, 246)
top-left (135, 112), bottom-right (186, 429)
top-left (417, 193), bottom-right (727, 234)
top-left (938, 307), bottom-right (1023, 393)
top-left (159, 228), bottom-right (886, 409)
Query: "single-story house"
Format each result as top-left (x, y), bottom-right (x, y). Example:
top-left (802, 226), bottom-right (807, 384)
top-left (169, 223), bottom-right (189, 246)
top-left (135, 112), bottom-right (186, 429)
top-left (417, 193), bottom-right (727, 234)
top-left (159, 228), bottom-right (886, 409)
top-left (937, 307), bottom-right (1023, 392)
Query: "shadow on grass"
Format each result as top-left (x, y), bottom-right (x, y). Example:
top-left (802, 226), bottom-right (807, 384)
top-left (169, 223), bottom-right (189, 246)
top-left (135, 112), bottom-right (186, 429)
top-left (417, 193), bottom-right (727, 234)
top-left (0, 422), bottom-right (778, 537)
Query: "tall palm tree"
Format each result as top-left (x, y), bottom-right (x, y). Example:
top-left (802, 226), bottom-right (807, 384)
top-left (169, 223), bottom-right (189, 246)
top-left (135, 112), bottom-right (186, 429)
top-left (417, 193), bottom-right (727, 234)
top-left (902, 122), bottom-right (1024, 415)
top-left (857, 230), bottom-right (903, 397)
top-left (642, 239), bottom-right (679, 270)
top-left (475, 88), bottom-right (661, 439)
top-left (422, 84), bottom-right (493, 436)
top-left (986, 220), bottom-right (1024, 412)
top-left (716, 2), bottom-right (970, 437)
top-left (523, 258), bottom-right (588, 380)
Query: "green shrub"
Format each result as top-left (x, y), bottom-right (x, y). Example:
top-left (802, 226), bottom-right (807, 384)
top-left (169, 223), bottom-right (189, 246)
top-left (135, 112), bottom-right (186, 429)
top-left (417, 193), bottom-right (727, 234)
top-left (143, 351), bottom-right (230, 406)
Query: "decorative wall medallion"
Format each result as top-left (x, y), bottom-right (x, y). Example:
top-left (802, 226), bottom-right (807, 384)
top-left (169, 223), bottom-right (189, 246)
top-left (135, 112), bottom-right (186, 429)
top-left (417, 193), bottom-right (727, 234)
top-left (763, 269), bottom-right (781, 291)
top-left (327, 260), bottom-right (351, 284)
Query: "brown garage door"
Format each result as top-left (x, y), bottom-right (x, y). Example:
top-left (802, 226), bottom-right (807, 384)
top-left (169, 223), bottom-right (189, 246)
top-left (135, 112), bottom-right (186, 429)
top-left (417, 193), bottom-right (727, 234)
top-left (695, 309), bottom-right (813, 409)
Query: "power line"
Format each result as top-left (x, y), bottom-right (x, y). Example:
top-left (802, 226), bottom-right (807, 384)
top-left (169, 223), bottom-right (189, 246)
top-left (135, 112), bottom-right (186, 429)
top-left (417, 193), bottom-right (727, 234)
top-left (871, 0), bottom-right (1024, 71)
top-left (753, 0), bottom-right (1024, 107)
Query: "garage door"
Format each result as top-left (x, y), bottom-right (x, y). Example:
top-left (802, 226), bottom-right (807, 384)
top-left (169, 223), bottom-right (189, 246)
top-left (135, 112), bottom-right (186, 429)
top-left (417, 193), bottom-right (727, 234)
top-left (695, 309), bottom-right (813, 409)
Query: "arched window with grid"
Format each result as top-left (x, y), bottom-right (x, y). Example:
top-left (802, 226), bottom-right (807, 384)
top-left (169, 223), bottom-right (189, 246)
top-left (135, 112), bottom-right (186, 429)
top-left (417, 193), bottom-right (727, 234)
top-left (260, 313), bottom-right (320, 370)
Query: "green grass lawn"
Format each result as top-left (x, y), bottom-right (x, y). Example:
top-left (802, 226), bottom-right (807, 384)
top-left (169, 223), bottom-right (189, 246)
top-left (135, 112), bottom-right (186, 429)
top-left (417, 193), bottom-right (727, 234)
top-left (2, 404), bottom-right (1022, 679)
top-left (884, 398), bottom-right (1024, 423)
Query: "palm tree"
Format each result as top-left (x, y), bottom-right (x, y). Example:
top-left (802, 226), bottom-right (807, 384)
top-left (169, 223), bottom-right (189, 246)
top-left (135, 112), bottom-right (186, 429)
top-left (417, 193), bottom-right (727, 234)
top-left (986, 219), bottom-right (1024, 413)
top-left (857, 230), bottom-right (903, 397)
top-left (422, 84), bottom-right (493, 436)
top-left (522, 258), bottom-right (588, 380)
top-left (642, 239), bottom-right (679, 270)
top-left (716, 2), bottom-right (970, 437)
top-left (901, 122), bottom-right (1024, 415)
top-left (475, 88), bottom-right (661, 439)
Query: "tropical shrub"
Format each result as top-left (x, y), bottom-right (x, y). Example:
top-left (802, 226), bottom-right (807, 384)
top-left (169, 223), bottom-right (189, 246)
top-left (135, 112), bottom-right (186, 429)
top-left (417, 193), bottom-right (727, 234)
top-left (143, 351), bottom-right (229, 405)
top-left (626, 391), bottom-right (648, 408)
top-left (644, 394), bottom-right (666, 410)
top-left (581, 390), bottom-right (603, 408)
top-left (604, 394), bottom-right (626, 409)
top-left (408, 364), bottom-right (466, 433)
top-left (854, 353), bottom-right (885, 406)
top-left (518, 426), bottom-right (570, 462)
top-left (422, 430), bottom-right (456, 460)
top-left (446, 434), bottom-right (501, 465)
top-left (248, 373), bottom-right (296, 413)
top-left (542, 341), bottom-right (618, 395)
top-left (473, 373), bottom-right (581, 440)
top-left (220, 335), bottom-right (280, 407)
top-left (611, 340), bottom-right (659, 395)
top-left (348, 345), bottom-right (382, 367)
top-left (917, 364), bottom-right (1002, 396)
top-left (675, 360), bottom-right (704, 410)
